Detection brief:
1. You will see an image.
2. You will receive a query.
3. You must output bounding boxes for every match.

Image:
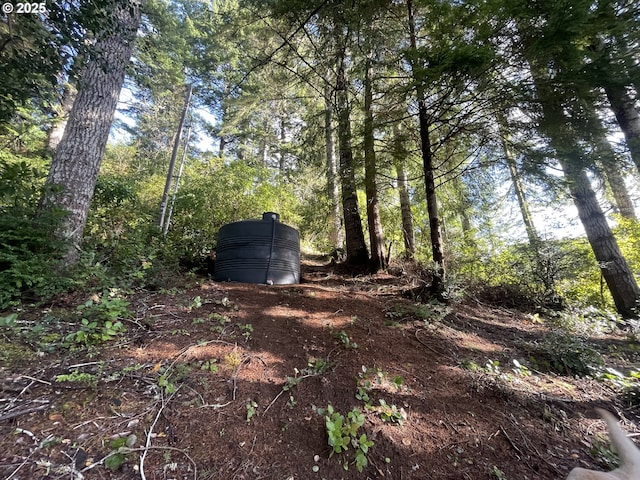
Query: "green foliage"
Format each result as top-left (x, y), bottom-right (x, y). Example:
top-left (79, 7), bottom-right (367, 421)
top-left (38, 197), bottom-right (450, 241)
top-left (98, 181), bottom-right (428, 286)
top-left (157, 373), bottom-right (176, 394)
top-left (490, 466), bottom-right (508, 480)
top-left (355, 366), bottom-right (406, 424)
top-left (55, 369), bottom-right (98, 387)
top-left (588, 433), bottom-right (621, 470)
top-left (246, 400), bottom-right (258, 422)
top-left (92, 149), bottom-right (306, 277)
top-left (526, 331), bottom-right (603, 376)
top-left (104, 452), bottom-right (127, 471)
top-left (163, 157), bottom-right (301, 265)
top-left (599, 368), bottom-right (640, 406)
top-left (386, 301), bottom-right (451, 323)
top-left (322, 405), bottom-right (373, 472)
top-left (239, 323), bottom-right (253, 340)
top-left (461, 234), bottom-right (624, 314)
top-left (542, 306), bottom-right (621, 336)
top-left (200, 359), bottom-right (219, 373)
top-left (614, 217), bottom-right (640, 269)
top-left (63, 293), bottom-right (129, 347)
top-left (375, 399), bottom-right (406, 425)
top-left (459, 359), bottom-right (482, 372)
top-left (0, 14), bottom-right (62, 126)
top-left (0, 313), bottom-right (19, 334)
top-left (613, 217), bottom-right (640, 315)
top-left (0, 155), bottom-right (71, 308)
top-left (333, 330), bottom-right (358, 349)
top-left (83, 168), bottom-right (177, 290)
top-left (104, 434), bottom-right (137, 471)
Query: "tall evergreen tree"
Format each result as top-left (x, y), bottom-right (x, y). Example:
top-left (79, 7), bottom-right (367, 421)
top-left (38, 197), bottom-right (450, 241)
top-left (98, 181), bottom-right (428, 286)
top-left (40, 0), bottom-right (143, 265)
top-left (324, 81), bottom-right (343, 249)
top-left (393, 124), bottom-right (416, 260)
top-left (333, 15), bottom-right (368, 265)
top-left (406, 0), bottom-right (446, 293)
top-left (363, 50), bottom-right (386, 271)
top-left (508, 0), bottom-right (640, 317)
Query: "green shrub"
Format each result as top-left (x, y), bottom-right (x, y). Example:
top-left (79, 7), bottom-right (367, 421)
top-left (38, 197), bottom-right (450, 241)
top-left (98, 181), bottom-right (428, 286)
top-left (0, 157), bottom-right (71, 308)
top-left (63, 292), bottom-right (129, 347)
top-left (599, 368), bottom-right (640, 407)
top-left (525, 331), bottom-right (603, 376)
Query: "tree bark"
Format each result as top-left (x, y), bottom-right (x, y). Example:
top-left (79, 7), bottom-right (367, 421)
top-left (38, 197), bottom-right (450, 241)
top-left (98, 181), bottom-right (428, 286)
top-left (158, 84), bottom-right (192, 231)
top-left (363, 54), bottom-right (386, 271)
top-left (513, 8), bottom-right (640, 317)
top-left (393, 124), bottom-right (415, 260)
top-left (531, 69), bottom-right (640, 318)
top-left (594, 138), bottom-right (637, 221)
top-left (603, 82), bottom-right (640, 176)
top-left (279, 115), bottom-right (286, 174)
top-left (586, 23), bottom-right (640, 176)
top-left (562, 158), bottom-right (640, 317)
top-left (499, 130), bottom-right (540, 246)
top-left (47, 82), bottom-right (77, 152)
top-left (407, 0), bottom-right (445, 293)
top-left (334, 27), bottom-right (368, 265)
top-left (324, 82), bottom-right (342, 249)
top-left (260, 115), bottom-right (269, 167)
top-left (39, 0), bottom-right (143, 266)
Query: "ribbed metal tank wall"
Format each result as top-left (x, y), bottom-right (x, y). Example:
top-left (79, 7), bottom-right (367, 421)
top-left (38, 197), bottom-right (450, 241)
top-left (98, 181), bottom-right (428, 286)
top-left (214, 212), bottom-right (300, 284)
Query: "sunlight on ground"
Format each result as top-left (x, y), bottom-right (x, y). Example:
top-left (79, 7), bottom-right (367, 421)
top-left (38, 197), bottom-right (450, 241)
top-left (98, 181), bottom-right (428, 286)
top-left (261, 305), bottom-right (357, 329)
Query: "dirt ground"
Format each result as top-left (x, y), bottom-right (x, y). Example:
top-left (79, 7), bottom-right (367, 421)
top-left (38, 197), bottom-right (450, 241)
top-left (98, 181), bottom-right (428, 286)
top-left (1, 259), bottom-right (639, 480)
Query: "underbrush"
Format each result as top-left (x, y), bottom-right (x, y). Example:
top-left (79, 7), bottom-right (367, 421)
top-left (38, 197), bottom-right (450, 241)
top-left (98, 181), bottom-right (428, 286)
top-left (460, 300), bottom-right (640, 408)
top-left (0, 288), bottom-right (133, 362)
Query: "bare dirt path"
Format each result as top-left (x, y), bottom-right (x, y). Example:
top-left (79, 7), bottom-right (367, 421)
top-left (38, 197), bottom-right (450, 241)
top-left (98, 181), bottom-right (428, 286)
top-left (1, 261), bottom-right (638, 479)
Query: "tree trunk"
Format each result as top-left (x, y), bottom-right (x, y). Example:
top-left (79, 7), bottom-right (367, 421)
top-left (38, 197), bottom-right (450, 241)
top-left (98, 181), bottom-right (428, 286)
top-left (260, 116), bottom-right (269, 167)
top-left (324, 82), bottom-right (342, 249)
top-left (158, 84), bottom-right (192, 231)
top-left (501, 134), bottom-right (540, 245)
top-left (594, 138), bottom-right (637, 221)
top-left (514, 9), bottom-right (640, 318)
top-left (562, 158), bottom-right (640, 317)
top-left (279, 115), bottom-right (286, 174)
top-left (603, 82), bottom-right (640, 176)
top-left (219, 136), bottom-right (227, 157)
top-left (363, 54), bottom-right (386, 271)
top-left (407, 0), bottom-right (445, 293)
top-left (335, 53), bottom-right (368, 265)
top-left (47, 82), bottom-right (77, 152)
top-left (39, 0), bottom-right (143, 266)
top-left (531, 69), bottom-right (640, 318)
top-left (611, 21), bottom-right (640, 100)
top-left (393, 124), bottom-right (415, 259)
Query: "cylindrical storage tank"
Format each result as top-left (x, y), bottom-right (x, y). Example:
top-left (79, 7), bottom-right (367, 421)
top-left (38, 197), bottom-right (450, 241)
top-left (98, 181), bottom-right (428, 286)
top-left (214, 212), bottom-right (300, 284)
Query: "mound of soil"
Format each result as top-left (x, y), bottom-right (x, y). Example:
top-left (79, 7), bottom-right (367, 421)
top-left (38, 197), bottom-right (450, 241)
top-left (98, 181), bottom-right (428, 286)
top-left (1, 260), bottom-right (639, 479)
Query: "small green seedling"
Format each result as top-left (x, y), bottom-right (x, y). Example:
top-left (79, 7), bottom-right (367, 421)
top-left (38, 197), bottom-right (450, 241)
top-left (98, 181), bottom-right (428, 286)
top-left (323, 405), bottom-right (373, 472)
top-left (334, 330), bottom-right (358, 349)
top-left (246, 400), bottom-right (258, 422)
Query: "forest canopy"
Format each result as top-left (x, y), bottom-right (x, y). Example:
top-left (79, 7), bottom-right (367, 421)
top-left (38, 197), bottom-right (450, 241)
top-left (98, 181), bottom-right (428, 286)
top-left (0, 0), bottom-right (639, 319)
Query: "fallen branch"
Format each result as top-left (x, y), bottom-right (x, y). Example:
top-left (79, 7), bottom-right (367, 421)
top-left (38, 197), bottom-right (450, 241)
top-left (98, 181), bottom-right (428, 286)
top-left (140, 386), bottom-right (183, 480)
top-left (0, 403), bottom-right (50, 422)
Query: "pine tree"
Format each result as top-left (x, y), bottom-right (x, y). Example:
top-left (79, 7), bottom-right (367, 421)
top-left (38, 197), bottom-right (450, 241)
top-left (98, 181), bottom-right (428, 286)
top-left (406, 0), bottom-right (445, 293)
top-left (510, 0), bottom-right (640, 317)
top-left (40, 0), bottom-right (143, 266)
top-left (333, 16), bottom-right (368, 265)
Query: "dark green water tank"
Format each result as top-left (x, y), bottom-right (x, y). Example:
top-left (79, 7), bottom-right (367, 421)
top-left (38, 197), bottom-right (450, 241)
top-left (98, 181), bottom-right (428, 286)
top-left (214, 212), bottom-right (300, 284)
